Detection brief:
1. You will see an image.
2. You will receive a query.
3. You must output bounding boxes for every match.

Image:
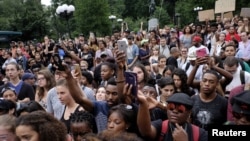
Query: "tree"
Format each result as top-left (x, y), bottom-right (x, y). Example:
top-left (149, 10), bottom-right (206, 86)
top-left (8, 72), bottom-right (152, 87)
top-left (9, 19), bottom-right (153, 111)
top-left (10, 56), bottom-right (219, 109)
top-left (0, 0), bottom-right (49, 41)
top-left (74, 0), bottom-right (111, 37)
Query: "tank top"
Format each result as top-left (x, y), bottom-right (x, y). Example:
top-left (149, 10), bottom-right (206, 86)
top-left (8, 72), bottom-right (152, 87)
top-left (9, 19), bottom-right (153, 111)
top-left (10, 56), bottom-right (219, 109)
top-left (61, 105), bottom-right (81, 133)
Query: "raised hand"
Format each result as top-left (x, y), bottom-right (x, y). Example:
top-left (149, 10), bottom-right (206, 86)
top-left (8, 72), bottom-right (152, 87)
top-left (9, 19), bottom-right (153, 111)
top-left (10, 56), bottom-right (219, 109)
top-left (172, 123), bottom-right (188, 141)
top-left (115, 50), bottom-right (126, 70)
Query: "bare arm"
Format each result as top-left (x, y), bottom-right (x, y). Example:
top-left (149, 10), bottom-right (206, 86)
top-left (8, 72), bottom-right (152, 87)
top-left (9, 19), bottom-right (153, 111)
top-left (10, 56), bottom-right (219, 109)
top-left (187, 57), bottom-right (208, 88)
top-left (137, 91), bottom-right (158, 139)
top-left (64, 65), bottom-right (95, 112)
top-left (61, 43), bottom-right (81, 63)
top-left (115, 50), bottom-right (126, 103)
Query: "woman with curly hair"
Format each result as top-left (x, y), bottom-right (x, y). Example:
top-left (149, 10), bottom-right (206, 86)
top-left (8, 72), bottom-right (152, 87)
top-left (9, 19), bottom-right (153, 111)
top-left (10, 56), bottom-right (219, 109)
top-left (172, 68), bottom-right (195, 96)
top-left (35, 69), bottom-right (56, 109)
top-left (15, 111), bottom-right (69, 141)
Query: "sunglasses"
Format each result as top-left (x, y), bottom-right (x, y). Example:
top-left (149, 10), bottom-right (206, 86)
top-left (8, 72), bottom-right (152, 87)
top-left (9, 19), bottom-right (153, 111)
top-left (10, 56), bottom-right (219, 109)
top-left (167, 103), bottom-right (187, 113)
top-left (232, 112), bottom-right (250, 121)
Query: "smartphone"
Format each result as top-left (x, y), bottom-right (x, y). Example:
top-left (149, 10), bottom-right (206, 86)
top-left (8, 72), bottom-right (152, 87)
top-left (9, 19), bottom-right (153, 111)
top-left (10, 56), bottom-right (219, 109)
top-left (196, 48), bottom-right (207, 58)
top-left (117, 40), bottom-right (127, 53)
top-left (73, 64), bottom-right (82, 78)
top-left (52, 53), bottom-right (64, 71)
top-left (124, 71), bottom-right (138, 96)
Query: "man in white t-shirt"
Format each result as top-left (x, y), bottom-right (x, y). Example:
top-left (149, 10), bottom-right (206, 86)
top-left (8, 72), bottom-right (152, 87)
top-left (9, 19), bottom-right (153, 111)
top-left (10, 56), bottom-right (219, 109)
top-left (188, 36), bottom-right (209, 57)
top-left (224, 56), bottom-right (250, 94)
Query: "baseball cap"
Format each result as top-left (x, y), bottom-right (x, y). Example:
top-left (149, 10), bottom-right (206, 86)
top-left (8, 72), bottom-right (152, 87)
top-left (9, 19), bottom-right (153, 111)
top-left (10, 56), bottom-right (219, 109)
top-left (22, 73), bottom-right (35, 81)
top-left (231, 90), bottom-right (250, 115)
top-left (192, 36), bottom-right (202, 42)
top-left (141, 39), bottom-right (149, 45)
top-left (124, 29), bottom-right (130, 34)
top-left (187, 51), bottom-right (197, 61)
top-left (100, 52), bottom-right (108, 58)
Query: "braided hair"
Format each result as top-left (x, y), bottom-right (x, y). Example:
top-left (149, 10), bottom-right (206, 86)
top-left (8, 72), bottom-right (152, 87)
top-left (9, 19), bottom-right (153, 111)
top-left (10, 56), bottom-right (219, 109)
top-left (69, 111), bottom-right (95, 130)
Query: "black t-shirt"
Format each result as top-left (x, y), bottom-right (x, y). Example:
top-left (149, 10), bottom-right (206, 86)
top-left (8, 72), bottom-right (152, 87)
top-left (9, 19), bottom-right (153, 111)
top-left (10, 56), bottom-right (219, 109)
top-left (191, 94), bottom-right (227, 130)
top-left (152, 119), bottom-right (208, 141)
top-left (150, 108), bottom-right (167, 121)
top-left (0, 81), bottom-right (35, 101)
top-left (166, 56), bottom-right (178, 68)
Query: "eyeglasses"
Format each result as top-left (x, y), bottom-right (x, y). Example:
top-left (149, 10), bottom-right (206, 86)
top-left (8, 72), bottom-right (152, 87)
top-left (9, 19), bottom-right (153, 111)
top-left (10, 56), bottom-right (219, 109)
top-left (232, 111), bottom-right (250, 121)
top-left (1, 87), bottom-right (16, 94)
top-left (167, 103), bottom-right (187, 113)
top-left (37, 77), bottom-right (45, 81)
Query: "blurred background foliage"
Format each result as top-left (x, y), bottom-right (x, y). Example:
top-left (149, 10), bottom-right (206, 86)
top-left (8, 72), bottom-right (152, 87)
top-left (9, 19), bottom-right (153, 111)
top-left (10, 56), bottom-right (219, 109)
top-left (0, 0), bottom-right (249, 41)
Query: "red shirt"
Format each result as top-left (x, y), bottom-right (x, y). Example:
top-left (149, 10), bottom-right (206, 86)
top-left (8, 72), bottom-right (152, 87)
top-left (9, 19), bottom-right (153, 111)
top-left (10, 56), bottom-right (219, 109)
top-left (225, 33), bottom-right (241, 42)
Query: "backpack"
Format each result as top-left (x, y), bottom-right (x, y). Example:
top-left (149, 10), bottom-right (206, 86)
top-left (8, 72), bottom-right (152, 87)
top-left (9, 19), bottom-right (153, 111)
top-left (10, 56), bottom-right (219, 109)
top-left (159, 120), bottom-right (200, 141)
top-left (240, 70), bottom-right (245, 85)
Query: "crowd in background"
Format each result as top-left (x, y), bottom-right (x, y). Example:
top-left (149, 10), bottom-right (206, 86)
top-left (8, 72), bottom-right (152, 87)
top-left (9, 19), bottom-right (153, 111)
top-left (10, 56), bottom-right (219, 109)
top-left (0, 14), bottom-right (249, 141)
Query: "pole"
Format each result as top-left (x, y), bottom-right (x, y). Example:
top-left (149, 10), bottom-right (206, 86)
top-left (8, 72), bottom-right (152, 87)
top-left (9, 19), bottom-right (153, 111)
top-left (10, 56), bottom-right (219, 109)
top-left (66, 17), bottom-right (71, 39)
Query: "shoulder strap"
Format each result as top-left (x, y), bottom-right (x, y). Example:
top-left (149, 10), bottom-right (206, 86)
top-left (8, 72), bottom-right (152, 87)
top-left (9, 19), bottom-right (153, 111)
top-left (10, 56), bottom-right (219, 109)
top-left (159, 120), bottom-right (169, 141)
top-left (185, 62), bottom-right (190, 71)
top-left (239, 59), bottom-right (245, 71)
top-left (191, 125), bottom-right (200, 141)
top-left (240, 70), bottom-right (245, 84)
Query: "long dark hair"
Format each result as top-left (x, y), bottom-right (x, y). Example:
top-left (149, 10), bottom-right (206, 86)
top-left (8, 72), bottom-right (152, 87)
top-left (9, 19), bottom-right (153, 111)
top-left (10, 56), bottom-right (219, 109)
top-left (172, 68), bottom-right (193, 96)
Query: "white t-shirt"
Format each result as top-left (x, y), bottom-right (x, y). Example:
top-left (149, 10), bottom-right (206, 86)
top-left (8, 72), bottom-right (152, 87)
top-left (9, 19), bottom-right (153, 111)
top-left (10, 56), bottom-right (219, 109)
top-left (225, 69), bottom-right (250, 92)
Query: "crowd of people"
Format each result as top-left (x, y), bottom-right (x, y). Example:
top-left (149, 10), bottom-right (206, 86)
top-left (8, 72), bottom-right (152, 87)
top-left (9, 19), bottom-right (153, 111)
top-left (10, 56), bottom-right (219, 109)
top-left (0, 14), bottom-right (250, 141)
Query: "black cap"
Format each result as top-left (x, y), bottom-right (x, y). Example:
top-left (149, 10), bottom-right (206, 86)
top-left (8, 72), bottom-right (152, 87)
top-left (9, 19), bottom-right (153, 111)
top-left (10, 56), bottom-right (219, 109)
top-left (79, 33), bottom-right (84, 37)
top-left (167, 93), bottom-right (193, 107)
top-left (231, 90), bottom-right (250, 115)
top-left (125, 29), bottom-right (130, 34)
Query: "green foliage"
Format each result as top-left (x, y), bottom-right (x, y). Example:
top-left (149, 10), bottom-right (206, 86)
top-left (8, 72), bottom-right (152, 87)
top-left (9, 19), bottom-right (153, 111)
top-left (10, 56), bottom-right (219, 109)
top-left (74, 0), bottom-right (111, 37)
top-left (0, 0), bottom-right (49, 41)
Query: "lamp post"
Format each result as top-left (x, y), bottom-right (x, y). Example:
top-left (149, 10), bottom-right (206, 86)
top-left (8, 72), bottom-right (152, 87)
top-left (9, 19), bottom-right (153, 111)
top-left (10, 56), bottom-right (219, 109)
top-left (117, 18), bottom-right (123, 23)
top-left (175, 13), bottom-right (181, 27)
top-left (193, 6), bottom-right (203, 23)
top-left (109, 15), bottom-right (116, 34)
top-left (56, 4), bottom-right (75, 39)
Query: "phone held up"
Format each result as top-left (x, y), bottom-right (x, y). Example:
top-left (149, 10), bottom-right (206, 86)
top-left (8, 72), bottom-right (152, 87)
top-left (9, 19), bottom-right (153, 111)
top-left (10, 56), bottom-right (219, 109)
top-left (124, 71), bottom-right (138, 97)
top-left (117, 40), bottom-right (127, 54)
top-left (196, 48), bottom-right (207, 58)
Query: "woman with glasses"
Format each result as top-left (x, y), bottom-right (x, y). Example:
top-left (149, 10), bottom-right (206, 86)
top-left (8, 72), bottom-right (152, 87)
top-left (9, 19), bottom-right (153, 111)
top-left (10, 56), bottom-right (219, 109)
top-left (137, 93), bottom-right (208, 141)
top-left (35, 69), bottom-right (56, 109)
